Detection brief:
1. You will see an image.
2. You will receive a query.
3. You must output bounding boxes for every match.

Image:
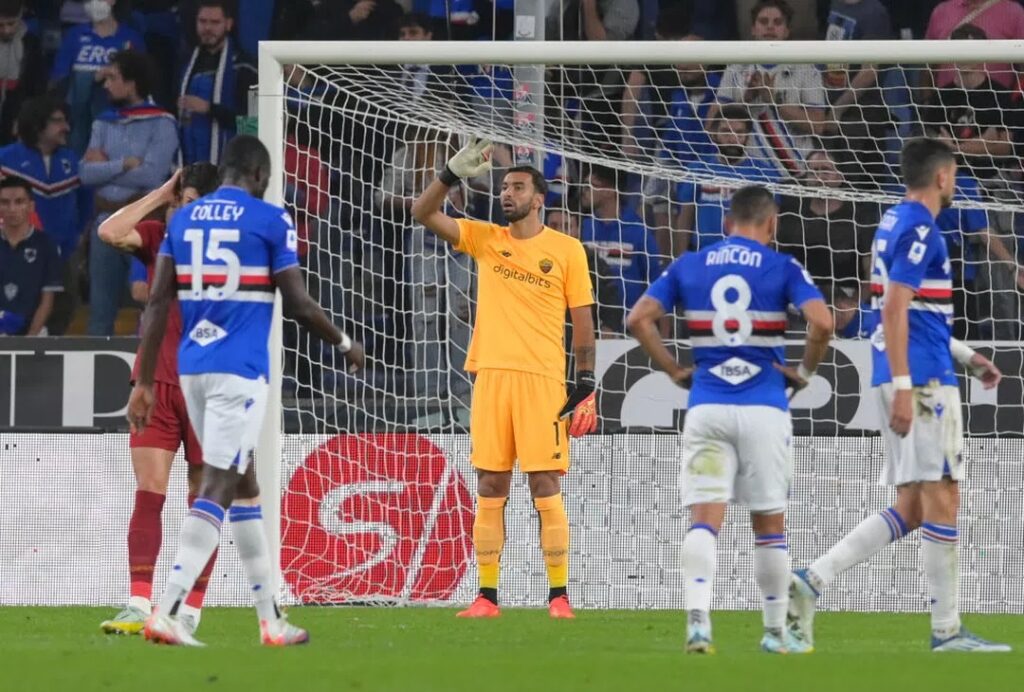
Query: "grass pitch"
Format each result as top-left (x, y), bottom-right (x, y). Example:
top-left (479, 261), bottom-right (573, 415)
top-left (2, 607), bottom-right (1021, 691)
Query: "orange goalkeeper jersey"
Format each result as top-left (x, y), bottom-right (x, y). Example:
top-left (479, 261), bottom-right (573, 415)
top-left (455, 218), bottom-right (594, 382)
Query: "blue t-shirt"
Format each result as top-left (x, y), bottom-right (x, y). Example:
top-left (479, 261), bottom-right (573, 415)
top-left (838, 303), bottom-right (877, 339)
top-left (936, 175), bottom-right (988, 283)
top-left (160, 186), bottom-right (299, 380)
top-left (644, 236), bottom-right (822, 411)
top-left (869, 200), bottom-right (955, 387)
top-left (676, 157), bottom-right (781, 250)
top-left (580, 206), bottom-right (660, 309)
top-left (0, 230), bottom-right (63, 334)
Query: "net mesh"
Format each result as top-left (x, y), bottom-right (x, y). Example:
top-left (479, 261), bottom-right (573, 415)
top-left (272, 56), bottom-right (1024, 605)
top-left (2, 434), bottom-right (1022, 611)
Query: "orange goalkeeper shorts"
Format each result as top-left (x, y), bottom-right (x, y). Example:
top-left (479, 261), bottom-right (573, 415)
top-left (469, 368), bottom-right (569, 474)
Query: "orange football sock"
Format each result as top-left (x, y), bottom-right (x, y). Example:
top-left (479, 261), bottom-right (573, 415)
top-left (534, 493), bottom-right (569, 590)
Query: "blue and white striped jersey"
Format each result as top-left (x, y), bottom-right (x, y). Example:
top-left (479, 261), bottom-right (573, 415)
top-left (644, 236), bottom-right (822, 411)
top-left (159, 186), bottom-right (298, 380)
top-left (869, 200), bottom-right (955, 387)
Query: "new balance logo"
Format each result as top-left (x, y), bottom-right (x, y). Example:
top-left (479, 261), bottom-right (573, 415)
top-left (500, 250), bottom-right (512, 257)
top-left (915, 225), bottom-right (930, 241)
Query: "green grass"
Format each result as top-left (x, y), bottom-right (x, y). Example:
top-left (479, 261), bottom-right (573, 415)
top-left (2, 608), bottom-right (1022, 691)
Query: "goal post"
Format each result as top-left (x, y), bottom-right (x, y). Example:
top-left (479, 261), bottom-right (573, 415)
top-left (254, 39), bottom-right (1024, 608)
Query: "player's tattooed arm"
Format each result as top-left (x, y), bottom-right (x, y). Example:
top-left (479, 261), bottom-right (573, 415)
top-left (569, 305), bottom-right (596, 373)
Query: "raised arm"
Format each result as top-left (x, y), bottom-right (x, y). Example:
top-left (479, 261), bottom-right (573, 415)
top-left (276, 265), bottom-right (364, 372)
top-left (411, 137), bottom-right (491, 247)
top-left (98, 170), bottom-right (180, 251)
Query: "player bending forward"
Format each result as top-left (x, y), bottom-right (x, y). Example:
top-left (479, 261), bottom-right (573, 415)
top-left (627, 186), bottom-right (833, 654)
top-left (98, 163), bottom-right (222, 636)
top-left (412, 138), bottom-right (598, 618)
top-left (128, 135), bottom-right (364, 646)
top-left (788, 138), bottom-right (1010, 653)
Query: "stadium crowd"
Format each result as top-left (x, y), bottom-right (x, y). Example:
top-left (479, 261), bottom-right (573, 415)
top-left (2, 0), bottom-right (1024, 409)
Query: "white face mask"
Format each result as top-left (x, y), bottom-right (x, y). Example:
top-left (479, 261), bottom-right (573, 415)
top-left (84, 0), bottom-right (112, 23)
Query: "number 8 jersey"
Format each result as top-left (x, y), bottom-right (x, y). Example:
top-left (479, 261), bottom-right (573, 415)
top-left (159, 186), bottom-right (299, 380)
top-left (644, 236), bottom-right (823, 411)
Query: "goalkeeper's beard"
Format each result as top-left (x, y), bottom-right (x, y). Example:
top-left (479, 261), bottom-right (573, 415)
top-left (503, 201), bottom-right (533, 223)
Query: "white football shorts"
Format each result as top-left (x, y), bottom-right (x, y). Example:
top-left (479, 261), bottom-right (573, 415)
top-left (680, 404), bottom-right (793, 513)
top-left (179, 373), bottom-right (268, 473)
top-left (875, 382), bottom-right (964, 485)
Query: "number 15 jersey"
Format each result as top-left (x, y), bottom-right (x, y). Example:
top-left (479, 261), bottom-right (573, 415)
top-left (644, 236), bottom-right (822, 411)
top-left (160, 186), bottom-right (299, 380)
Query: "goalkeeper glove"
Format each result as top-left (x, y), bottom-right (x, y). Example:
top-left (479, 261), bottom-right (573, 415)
top-left (558, 371), bottom-right (597, 438)
top-left (439, 136), bottom-right (492, 185)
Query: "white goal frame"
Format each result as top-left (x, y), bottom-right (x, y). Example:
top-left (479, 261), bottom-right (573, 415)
top-left (254, 38), bottom-right (1024, 595)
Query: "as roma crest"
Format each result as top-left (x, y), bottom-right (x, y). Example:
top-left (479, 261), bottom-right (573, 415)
top-left (538, 258), bottom-right (553, 274)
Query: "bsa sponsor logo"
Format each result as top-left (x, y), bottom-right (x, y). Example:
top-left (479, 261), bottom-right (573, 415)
top-left (708, 357), bottom-right (761, 385)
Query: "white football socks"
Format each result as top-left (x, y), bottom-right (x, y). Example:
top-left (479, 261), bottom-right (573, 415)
top-left (229, 505), bottom-right (280, 623)
top-left (159, 499), bottom-right (224, 617)
top-left (808, 507), bottom-right (908, 590)
top-left (754, 534), bottom-right (790, 630)
top-left (682, 524), bottom-right (717, 617)
top-left (921, 522), bottom-right (960, 637)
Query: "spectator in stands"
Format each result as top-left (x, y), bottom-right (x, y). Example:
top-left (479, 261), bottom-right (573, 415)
top-left (178, 0), bottom-right (256, 164)
top-left (777, 148), bottom-right (877, 285)
top-left (739, 0), bottom-right (820, 39)
top-left (713, 0), bottom-right (828, 155)
top-left (546, 0), bottom-right (640, 146)
top-left (925, 0), bottom-right (1024, 89)
top-left (922, 24), bottom-right (1022, 183)
top-left (621, 2), bottom-right (718, 167)
top-left (376, 127), bottom-right (473, 412)
top-left (79, 49), bottom-right (177, 336)
top-left (0, 0), bottom-right (44, 146)
top-left (820, 0), bottom-right (899, 187)
top-left (937, 173), bottom-right (1024, 338)
top-left (300, 0), bottom-right (404, 41)
top-left (579, 164), bottom-right (660, 310)
top-left (0, 95), bottom-right (92, 262)
top-left (395, 13), bottom-right (458, 103)
top-left (829, 281), bottom-right (876, 338)
top-left (671, 104), bottom-right (781, 254)
top-left (128, 255), bottom-right (147, 303)
top-left (0, 176), bottom-right (62, 335)
top-left (546, 204), bottom-right (624, 335)
top-left (50, 0), bottom-right (145, 154)
top-left (283, 118), bottom-right (330, 261)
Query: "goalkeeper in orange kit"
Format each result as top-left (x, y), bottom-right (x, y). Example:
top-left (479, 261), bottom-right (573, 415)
top-left (412, 137), bottom-right (598, 619)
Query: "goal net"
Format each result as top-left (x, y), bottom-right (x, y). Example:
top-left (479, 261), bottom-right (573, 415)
top-left (258, 40), bottom-right (1024, 612)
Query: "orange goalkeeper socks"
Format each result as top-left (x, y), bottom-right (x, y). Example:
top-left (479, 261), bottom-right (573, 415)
top-left (534, 493), bottom-right (569, 592)
top-left (474, 496), bottom-right (507, 599)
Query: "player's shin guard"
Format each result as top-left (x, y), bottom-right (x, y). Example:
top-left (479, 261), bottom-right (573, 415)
top-left (808, 507), bottom-right (908, 591)
top-left (682, 524), bottom-right (717, 614)
top-left (128, 490), bottom-right (165, 607)
top-left (184, 494), bottom-right (218, 613)
top-left (754, 534), bottom-right (790, 630)
top-left (534, 494), bottom-right (569, 600)
top-left (230, 505), bottom-right (279, 623)
top-left (158, 498), bottom-right (223, 617)
top-left (922, 522), bottom-right (961, 637)
top-left (474, 495), bottom-right (506, 603)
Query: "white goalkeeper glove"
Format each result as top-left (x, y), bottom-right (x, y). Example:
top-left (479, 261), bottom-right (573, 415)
top-left (441, 136), bottom-right (492, 184)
